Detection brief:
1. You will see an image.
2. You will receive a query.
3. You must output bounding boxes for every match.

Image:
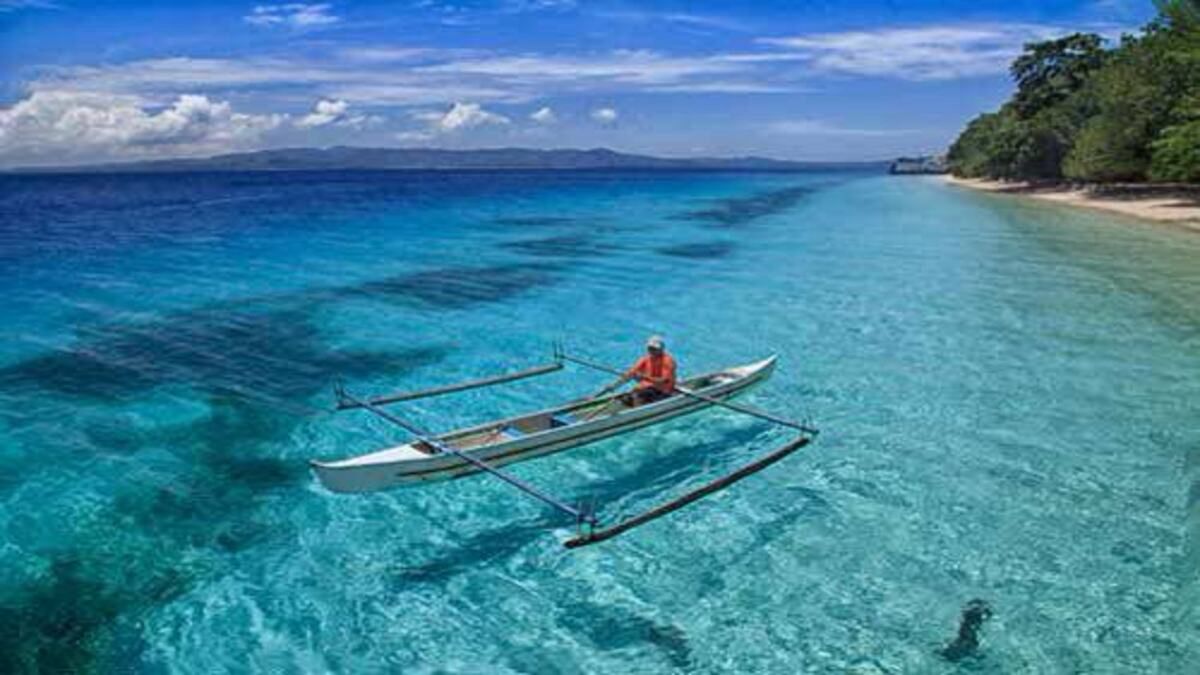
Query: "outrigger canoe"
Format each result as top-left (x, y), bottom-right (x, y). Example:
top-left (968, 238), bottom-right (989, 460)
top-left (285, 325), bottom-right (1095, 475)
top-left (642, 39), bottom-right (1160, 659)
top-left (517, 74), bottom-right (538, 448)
top-left (312, 355), bottom-right (777, 493)
top-left (316, 347), bottom-right (818, 547)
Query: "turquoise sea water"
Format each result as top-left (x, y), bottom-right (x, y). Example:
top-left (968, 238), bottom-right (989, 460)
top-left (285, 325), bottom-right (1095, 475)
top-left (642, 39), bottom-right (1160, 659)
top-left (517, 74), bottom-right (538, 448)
top-left (0, 170), bottom-right (1197, 673)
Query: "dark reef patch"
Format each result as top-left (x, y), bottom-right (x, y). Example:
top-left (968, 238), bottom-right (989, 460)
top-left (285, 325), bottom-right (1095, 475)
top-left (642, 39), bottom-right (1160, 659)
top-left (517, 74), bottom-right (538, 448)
top-left (0, 540), bottom-right (194, 673)
top-left (340, 263), bottom-right (562, 310)
top-left (492, 216), bottom-right (579, 228)
top-left (0, 304), bottom-right (436, 403)
top-left (673, 185), bottom-right (818, 227)
top-left (0, 328), bottom-right (447, 671)
top-left (499, 234), bottom-right (613, 258)
top-left (655, 241), bottom-right (736, 259)
top-left (0, 256), bottom-right (565, 670)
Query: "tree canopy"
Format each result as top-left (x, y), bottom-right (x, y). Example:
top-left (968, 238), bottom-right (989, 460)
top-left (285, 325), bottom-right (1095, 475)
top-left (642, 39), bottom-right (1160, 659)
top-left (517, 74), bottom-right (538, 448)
top-left (948, 1), bottom-right (1200, 183)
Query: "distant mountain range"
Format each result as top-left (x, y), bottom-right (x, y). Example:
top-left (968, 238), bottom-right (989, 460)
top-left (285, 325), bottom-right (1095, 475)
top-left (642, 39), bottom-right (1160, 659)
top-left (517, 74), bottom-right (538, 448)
top-left (9, 146), bottom-right (887, 173)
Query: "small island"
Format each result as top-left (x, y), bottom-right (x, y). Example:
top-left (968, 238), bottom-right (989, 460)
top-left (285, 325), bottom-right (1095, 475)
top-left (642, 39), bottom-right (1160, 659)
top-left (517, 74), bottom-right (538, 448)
top-left (889, 155), bottom-right (948, 175)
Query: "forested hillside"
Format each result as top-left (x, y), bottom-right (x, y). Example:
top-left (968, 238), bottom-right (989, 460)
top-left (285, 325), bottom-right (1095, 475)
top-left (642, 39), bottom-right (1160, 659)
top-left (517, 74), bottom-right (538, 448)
top-left (948, 0), bottom-right (1200, 183)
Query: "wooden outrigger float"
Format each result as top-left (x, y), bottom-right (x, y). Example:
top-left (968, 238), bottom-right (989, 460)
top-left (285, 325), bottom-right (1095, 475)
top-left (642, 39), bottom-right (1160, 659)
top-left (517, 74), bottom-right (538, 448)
top-left (313, 346), bottom-right (818, 548)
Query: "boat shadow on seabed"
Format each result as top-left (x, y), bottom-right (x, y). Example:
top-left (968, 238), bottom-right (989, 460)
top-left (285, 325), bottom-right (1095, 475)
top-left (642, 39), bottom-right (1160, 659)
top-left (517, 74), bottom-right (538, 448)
top-left (390, 423), bottom-right (783, 583)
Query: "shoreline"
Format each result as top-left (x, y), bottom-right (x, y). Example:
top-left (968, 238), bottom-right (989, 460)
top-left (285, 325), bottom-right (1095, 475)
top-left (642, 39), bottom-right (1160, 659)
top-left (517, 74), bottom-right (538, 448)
top-left (941, 175), bottom-right (1200, 232)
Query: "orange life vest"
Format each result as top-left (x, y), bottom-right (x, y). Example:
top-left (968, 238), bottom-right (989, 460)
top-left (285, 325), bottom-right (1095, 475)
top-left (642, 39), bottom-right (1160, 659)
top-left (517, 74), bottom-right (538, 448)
top-left (626, 352), bottom-right (677, 393)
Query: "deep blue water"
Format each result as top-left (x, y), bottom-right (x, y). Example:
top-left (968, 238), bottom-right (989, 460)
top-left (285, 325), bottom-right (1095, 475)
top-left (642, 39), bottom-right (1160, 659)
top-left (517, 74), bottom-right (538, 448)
top-left (0, 170), bottom-right (1197, 673)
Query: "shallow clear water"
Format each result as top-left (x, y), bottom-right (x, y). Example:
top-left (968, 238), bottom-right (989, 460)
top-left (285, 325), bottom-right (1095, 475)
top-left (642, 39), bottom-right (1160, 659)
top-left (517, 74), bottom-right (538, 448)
top-left (0, 170), bottom-right (1197, 673)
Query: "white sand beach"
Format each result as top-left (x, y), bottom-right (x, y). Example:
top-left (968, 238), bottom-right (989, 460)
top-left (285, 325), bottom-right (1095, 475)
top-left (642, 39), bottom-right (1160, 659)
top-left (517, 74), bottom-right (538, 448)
top-left (943, 175), bottom-right (1200, 231)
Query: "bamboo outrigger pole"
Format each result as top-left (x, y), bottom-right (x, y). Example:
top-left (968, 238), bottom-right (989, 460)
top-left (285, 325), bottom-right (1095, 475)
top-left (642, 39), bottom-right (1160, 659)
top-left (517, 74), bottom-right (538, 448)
top-left (564, 434), bottom-right (811, 548)
top-left (335, 362), bottom-right (563, 410)
top-left (336, 387), bottom-right (597, 527)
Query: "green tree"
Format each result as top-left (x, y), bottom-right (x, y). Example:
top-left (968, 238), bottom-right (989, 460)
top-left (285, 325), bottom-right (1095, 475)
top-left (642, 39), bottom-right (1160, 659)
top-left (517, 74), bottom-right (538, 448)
top-left (948, 2), bottom-right (1200, 183)
top-left (1148, 1), bottom-right (1200, 181)
top-left (1150, 120), bottom-right (1200, 181)
top-left (947, 112), bottom-right (1013, 178)
top-left (948, 34), bottom-right (1107, 180)
top-left (1156, 0), bottom-right (1200, 28)
top-left (1064, 24), bottom-right (1199, 181)
top-left (1009, 33), bottom-right (1107, 119)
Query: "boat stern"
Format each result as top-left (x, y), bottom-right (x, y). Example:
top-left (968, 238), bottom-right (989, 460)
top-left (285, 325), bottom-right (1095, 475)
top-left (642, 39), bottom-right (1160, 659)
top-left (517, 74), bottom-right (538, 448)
top-left (310, 443), bottom-right (440, 493)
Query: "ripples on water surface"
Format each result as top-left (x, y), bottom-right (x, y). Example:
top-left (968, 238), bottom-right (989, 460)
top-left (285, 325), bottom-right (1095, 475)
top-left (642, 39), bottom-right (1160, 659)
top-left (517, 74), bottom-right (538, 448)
top-left (0, 170), bottom-right (1197, 673)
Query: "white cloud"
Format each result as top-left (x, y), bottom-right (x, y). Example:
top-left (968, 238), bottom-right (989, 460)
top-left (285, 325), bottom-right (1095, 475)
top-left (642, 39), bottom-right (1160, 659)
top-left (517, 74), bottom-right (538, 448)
top-left (505, 0), bottom-right (577, 11)
top-left (645, 81), bottom-right (795, 94)
top-left (294, 98), bottom-right (381, 128)
top-left (591, 107), bottom-right (618, 124)
top-left (418, 49), bottom-right (746, 87)
top-left (414, 102), bottom-right (510, 133)
top-left (529, 106), bottom-right (556, 124)
top-left (244, 3), bottom-right (339, 29)
top-left (0, 91), bottom-right (284, 165)
top-left (758, 23), bottom-right (1068, 80)
top-left (660, 12), bottom-right (745, 31)
top-left (336, 46), bottom-right (442, 63)
top-left (296, 98), bottom-right (348, 127)
top-left (594, 10), bottom-right (746, 32)
top-left (28, 56), bottom-right (525, 107)
top-left (329, 84), bottom-right (518, 106)
top-left (767, 119), bottom-right (918, 136)
top-left (0, 0), bottom-right (58, 11)
top-left (24, 48), bottom-right (788, 111)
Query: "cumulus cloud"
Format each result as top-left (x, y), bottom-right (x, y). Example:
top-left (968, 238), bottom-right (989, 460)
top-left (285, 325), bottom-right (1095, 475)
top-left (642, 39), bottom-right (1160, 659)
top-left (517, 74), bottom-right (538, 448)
top-left (529, 106), bottom-right (556, 124)
top-left (757, 24), bottom-right (1068, 80)
top-left (415, 102), bottom-right (510, 132)
top-left (591, 107), bottom-right (618, 124)
top-left (0, 91), bottom-right (284, 165)
top-left (295, 98), bottom-right (381, 128)
top-left (296, 98), bottom-right (348, 127)
top-left (244, 3), bottom-right (339, 29)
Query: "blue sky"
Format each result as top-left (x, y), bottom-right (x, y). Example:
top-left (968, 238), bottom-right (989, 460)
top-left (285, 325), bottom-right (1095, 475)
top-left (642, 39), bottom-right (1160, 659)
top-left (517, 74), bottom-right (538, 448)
top-left (0, 0), bottom-right (1156, 166)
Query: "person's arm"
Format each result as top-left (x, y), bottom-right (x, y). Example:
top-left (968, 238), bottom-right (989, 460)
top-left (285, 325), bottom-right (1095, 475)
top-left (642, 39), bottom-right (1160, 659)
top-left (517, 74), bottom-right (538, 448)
top-left (587, 357), bottom-right (642, 398)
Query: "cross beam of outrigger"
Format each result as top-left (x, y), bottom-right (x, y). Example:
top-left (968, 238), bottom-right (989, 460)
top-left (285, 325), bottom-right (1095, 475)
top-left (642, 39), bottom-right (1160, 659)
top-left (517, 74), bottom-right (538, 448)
top-left (335, 386), bottom-right (597, 527)
top-left (320, 347), bottom-right (818, 548)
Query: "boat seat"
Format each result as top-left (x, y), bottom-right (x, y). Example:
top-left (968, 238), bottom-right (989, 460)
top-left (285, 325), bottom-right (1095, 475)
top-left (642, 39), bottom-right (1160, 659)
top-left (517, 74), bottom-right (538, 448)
top-left (550, 413), bottom-right (576, 428)
top-left (502, 424), bottom-right (524, 437)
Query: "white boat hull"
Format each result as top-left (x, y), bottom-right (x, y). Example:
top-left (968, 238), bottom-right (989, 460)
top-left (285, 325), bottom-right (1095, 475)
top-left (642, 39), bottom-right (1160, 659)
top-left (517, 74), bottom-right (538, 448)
top-left (311, 356), bottom-right (777, 493)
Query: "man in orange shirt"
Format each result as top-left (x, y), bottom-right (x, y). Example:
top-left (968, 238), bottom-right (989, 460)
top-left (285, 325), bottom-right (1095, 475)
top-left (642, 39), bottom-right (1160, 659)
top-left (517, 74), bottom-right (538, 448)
top-left (592, 335), bottom-right (678, 407)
